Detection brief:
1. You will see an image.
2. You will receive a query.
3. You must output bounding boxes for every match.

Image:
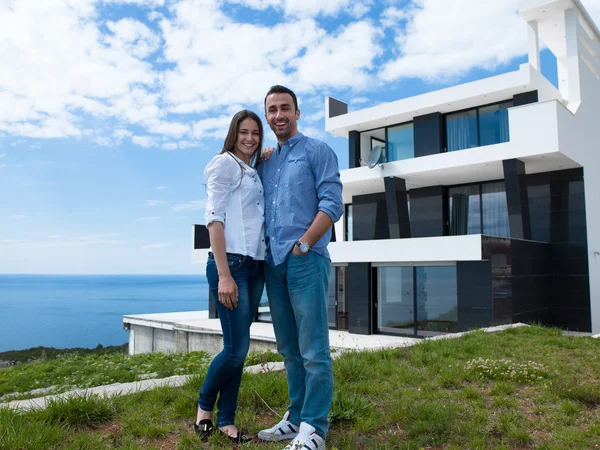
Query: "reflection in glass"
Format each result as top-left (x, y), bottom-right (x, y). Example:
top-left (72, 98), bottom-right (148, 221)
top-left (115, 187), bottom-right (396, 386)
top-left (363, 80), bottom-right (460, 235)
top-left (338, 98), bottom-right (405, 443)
top-left (446, 109), bottom-right (477, 151)
top-left (479, 101), bottom-right (511, 146)
top-left (415, 266), bottom-right (458, 336)
top-left (482, 182), bottom-right (510, 237)
top-left (387, 123), bottom-right (414, 161)
top-left (378, 266), bottom-right (414, 334)
top-left (448, 185), bottom-right (481, 235)
top-left (345, 205), bottom-right (353, 242)
top-left (327, 267), bottom-right (337, 328)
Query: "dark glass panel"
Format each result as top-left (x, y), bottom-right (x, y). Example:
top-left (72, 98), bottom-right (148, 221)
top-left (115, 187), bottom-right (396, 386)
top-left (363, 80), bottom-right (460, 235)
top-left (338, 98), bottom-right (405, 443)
top-left (527, 183), bottom-right (550, 242)
top-left (377, 266), bottom-right (414, 335)
top-left (387, 123), bottom-right (414, 161)
top-left (479, 101), bottom-right (512, 146)
top-left (446, 109), bottom-right (477, 151)
top-left (448, 184), bottom-right (481, 235)
top-left (482, 181), bottom-right (510, 237)
top-left (416, 266), bottom-right (458, 336)
top-left (327, 267), bottom-right (337, 328)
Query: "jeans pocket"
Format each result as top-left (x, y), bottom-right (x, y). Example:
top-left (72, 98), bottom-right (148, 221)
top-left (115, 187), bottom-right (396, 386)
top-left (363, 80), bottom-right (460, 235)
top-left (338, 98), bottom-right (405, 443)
top-left (227, 253), bottom-right (245, 270)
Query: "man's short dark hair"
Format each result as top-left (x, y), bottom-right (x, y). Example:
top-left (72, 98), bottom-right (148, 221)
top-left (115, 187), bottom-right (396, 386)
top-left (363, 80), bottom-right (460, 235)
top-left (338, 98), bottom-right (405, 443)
top-left (264, 85), bottom-right (298, 112)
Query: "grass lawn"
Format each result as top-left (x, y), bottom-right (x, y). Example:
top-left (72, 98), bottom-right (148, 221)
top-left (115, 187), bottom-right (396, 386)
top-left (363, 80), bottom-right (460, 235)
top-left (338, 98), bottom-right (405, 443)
top-left (1, 325), bottom-right (599, 449)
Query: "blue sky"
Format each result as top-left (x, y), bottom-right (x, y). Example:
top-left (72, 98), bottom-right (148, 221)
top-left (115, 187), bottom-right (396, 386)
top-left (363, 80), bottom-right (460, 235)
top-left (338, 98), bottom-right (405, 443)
top-left (1, 0), bottom-right (599, 274)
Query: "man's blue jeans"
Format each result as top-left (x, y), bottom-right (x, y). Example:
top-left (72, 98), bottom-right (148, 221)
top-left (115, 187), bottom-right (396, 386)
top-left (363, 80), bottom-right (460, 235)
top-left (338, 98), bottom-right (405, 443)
top-left (265, 251), bottom-right (333, 439)
top-left (198, 253), bottom-right (264, 427)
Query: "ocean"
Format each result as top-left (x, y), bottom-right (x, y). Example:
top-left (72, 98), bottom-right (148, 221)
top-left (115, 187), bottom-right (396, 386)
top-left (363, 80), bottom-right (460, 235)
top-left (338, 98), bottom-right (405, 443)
top-left (0, 274), bottom-right (208, 352)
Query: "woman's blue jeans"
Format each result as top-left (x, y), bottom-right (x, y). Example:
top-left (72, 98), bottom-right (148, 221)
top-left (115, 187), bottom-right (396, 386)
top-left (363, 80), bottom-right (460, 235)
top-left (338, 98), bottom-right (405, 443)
top-left (265, 251), bottom-right (333, 439)
top-left (198, 253), bottom-right (264, 427)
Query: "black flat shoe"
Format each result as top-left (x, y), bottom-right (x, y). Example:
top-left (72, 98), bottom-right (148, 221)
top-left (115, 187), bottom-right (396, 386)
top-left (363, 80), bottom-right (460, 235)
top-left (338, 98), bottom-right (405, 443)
top-left (193, 419), bottom-right (214, 440)
top-left (216, 428), bottom-right (252, 444)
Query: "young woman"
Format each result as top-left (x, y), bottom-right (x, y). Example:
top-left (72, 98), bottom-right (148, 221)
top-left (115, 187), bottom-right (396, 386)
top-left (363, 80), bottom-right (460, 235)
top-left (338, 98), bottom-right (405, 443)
top-left (194, 109), bottom-right (268, 444)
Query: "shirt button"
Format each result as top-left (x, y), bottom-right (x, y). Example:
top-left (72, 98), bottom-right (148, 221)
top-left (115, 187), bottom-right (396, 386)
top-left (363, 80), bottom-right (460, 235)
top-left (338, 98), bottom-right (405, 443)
top-left (277, 169), bottom-right (280, 172)
top-left (272, 201), bottom-right (275, 204)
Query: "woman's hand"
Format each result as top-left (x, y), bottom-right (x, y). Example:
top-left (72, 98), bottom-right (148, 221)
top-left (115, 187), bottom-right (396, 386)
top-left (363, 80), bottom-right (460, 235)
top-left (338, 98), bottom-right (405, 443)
top-left (218, 275), bottom-right (238, 309)
top-left (260, 147), bottom-right (275, 161)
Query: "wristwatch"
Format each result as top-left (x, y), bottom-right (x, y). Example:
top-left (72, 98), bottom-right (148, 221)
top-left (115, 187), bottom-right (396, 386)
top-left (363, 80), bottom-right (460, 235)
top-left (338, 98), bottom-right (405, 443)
top-left (295, 241), bottom-right (310, 253)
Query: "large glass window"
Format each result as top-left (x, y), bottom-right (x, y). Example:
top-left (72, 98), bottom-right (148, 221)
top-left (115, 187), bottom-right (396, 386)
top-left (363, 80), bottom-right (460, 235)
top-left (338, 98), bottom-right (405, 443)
top-left (377, 265), bottom-right (458, 337)
top-left (378, 266), bottom-right (414, 335)
top-left (482, 182), bottom-right (510, 237)
top-left (447, 181), bottom-right (510, 238)
top-left (479, 101), bottom-right (511, 147)
top-left (448, 185), bottom-right (481, 235)
top-left (386, 123), bottom-right (414, 162)
top-left (416, 266), bottom-right (458, 336)
top-left (446, 101), bottom-right (512, 152)
top-left (446, 110), bottom-right (478, 151)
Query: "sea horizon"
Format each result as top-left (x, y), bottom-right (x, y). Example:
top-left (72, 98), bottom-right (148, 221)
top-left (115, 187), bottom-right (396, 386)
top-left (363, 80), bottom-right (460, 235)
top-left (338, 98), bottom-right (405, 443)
top-left (0, 274), bottom-right (209, 352)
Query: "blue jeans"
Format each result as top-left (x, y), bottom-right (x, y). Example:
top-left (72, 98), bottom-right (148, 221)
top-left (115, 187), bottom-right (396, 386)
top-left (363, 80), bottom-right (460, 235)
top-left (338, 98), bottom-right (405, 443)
top-left (265, 251), bottom-right (333, 439)
top-left (198, 253), bottom-right (264, 427)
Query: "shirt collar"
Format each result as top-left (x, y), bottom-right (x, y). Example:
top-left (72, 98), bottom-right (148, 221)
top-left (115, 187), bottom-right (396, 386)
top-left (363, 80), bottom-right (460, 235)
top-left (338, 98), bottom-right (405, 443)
top-left (278, 132), bottom-right (304, 152)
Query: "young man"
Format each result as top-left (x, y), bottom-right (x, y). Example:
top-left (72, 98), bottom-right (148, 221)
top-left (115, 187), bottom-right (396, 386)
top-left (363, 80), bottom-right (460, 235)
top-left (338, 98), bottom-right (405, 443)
top-left (257, 85), bottom-right (343, 450)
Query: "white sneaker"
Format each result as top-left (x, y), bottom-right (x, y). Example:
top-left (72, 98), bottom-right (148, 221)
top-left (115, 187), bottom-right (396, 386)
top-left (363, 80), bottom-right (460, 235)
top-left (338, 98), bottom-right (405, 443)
top-left (283, 422), bottom-right (326, 450)
top-left (258, 411), bottom-right (299, 442)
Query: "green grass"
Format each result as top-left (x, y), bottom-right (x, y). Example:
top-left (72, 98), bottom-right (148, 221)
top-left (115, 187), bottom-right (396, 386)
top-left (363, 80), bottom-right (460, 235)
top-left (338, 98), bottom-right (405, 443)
top-left (2, 325), bottom-right (600, 449)
top-left (0, 350), bottom-right (212, 400)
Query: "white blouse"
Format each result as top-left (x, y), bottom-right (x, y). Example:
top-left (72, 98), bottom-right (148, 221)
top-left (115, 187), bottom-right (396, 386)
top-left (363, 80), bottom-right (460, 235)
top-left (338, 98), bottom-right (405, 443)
top-left (204, 152), bottom-right (266, 260)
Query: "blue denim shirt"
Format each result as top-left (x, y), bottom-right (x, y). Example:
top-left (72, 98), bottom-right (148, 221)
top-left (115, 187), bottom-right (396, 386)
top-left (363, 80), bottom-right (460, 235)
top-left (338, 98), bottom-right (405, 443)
top-left (259, 133), bottom-right (343, 266)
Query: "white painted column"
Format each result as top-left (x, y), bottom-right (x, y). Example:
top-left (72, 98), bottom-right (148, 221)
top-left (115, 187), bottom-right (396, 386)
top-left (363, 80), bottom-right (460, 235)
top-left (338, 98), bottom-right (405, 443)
top-left (584, 173), bottom-right (600, 334)
top-left (561, 8), bottom-right (583, 112)
top-left (527, 20), bottom-right (540, 71)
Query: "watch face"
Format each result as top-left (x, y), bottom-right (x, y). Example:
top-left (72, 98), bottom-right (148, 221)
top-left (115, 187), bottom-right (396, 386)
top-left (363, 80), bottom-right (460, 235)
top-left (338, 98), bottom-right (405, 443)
top-left (299, 242), bottom-right (310, 253)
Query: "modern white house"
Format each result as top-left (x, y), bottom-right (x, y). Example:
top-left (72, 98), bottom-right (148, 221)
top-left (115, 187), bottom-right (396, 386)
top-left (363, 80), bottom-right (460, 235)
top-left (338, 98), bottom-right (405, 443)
top-left (192, 0), bottom-right (600, 337)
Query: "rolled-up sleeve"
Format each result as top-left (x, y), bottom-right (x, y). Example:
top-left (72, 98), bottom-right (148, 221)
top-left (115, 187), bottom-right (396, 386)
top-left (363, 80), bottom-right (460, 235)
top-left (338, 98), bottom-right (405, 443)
top-left (313, 142), bottom-right (343, 223)
top-left (204, 156), bottom-right (234, 226)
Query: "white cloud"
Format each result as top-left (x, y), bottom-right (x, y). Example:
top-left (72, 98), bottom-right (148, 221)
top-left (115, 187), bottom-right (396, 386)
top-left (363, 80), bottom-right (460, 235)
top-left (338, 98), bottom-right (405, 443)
top-left (172, 199), bottom-right (206, 212)
top-left (105, 18), bottom-right (161, 59)
top-left (304, 110), bottom-right (325, 123)
top-left (148, 121), bottom-right (190, 137)
top-left (300, 126), bottom-right (326, 140)
top-left (148, 11), bottom-right (164, 21)
top-left (348, 1), bottom-right (373, 19)
top-left (155, 185), bottom-right (168, 190)
top-left (103, 0), bottom-right (166, 7)
top-left (142, 242), bottom-right (172, 249)
top-left (381, 0), bottom-right (528, 82)
top-left (0, 233), bottom-right (125, 249)
top-left (145, 199), bottom-right (166, 206)
top-left (290, 21), bottom-right (382, 90)
top-left (0, 1), bottom-right (159, 140)
top-left (380, 6), bottom-right (408, 29)
top-left (226, 0), bottom-right (355, 17)
top-left (162, 142), bottom-right (178, 150)
top-left (132, 135), bottom-right (158, 148)
top-left (136, 216), bottom-right (161, 221)
top-left (191, 115), bottom-right (234, 139)
top-left (351, 97), bottom-right (370, 105)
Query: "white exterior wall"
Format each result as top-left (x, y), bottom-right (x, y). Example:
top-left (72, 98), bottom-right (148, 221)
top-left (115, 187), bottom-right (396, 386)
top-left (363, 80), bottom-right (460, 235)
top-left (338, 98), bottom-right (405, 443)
top-left (555, 42), bottom-right (600, 333)
top-left (329, 235), bottom-right (483, 264)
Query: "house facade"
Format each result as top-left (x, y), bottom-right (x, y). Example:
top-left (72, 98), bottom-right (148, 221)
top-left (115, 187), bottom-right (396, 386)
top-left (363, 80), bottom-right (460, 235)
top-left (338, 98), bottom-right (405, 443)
top-left (324, 0), bottom-right (600, 337)
top-left (193, 0), bottom-right (600, 337)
